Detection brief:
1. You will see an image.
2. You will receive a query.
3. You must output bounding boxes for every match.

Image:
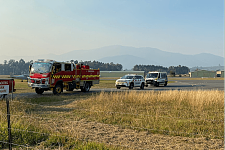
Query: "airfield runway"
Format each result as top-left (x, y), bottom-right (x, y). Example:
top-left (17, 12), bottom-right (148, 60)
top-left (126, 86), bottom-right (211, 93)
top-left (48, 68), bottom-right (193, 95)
top-left (97, 79), bottom-right (224, 92)
top-left (10, 79), bottom-right (224, 99)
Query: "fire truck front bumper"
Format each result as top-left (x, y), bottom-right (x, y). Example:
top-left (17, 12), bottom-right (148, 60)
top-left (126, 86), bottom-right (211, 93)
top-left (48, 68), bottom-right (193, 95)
top-left (28, 83), bottom-right (50, 88)
top-left (28, 78), bottom-right (50, 88)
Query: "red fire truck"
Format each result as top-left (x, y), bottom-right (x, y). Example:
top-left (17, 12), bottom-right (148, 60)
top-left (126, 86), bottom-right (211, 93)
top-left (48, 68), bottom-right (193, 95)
top-left (28, 60), bottom-right (100, 95)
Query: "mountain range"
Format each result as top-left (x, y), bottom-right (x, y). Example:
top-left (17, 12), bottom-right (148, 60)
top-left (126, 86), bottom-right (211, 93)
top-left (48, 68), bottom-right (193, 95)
top-left (0, 45), bottom-right (224, 70)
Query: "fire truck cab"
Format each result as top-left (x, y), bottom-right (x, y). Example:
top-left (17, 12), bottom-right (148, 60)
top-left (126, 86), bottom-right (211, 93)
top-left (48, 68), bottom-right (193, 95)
top-left (28, 59), bottom-right (100, 95)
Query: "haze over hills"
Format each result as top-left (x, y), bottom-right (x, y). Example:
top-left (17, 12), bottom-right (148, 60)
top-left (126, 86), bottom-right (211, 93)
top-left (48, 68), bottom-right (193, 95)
top-left (0, 45), bottom-right (224, 70)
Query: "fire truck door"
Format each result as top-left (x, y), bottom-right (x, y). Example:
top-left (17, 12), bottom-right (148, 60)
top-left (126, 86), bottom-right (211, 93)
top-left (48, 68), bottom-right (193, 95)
top-left (52, 63), bottom-right (62, 73)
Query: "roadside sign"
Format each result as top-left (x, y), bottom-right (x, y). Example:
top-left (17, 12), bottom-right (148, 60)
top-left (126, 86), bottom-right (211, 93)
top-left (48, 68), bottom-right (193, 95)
top-left (0, 85), bottom-right (9, 95)
top-left (0, 79), bottom-right (15, 97)
top-left (0, 80), bottom-right (10, 95)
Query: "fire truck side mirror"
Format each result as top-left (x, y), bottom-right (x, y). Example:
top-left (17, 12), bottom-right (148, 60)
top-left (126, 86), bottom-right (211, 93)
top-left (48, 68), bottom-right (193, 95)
top-left (29, 63), bottom-right (33, 72)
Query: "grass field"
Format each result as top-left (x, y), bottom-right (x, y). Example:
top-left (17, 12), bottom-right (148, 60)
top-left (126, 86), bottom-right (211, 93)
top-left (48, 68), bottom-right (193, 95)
top-left (71, 90), bottom-right (224, 138)
top-left (0, 90), bottom-right (223, 149)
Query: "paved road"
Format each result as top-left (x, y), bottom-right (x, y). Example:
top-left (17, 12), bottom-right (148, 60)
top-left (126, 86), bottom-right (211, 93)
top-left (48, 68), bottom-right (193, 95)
top-left (5, 79), bottom-right (223, 100)
top-left (160, 79), bottom-right (224, 90)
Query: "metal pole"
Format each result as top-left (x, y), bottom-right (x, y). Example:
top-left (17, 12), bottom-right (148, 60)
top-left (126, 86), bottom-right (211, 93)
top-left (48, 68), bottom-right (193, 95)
top-left (7, 79), bottom-right (13, 150)
top-left (11, 80), bottom-right (13, 101)
top-left (6, 99), bottom-right (12, 150)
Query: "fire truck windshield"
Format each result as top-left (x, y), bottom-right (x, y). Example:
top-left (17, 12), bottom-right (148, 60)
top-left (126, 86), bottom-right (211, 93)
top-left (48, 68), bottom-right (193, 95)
top-left (30, 62), bottom-right (52, 74)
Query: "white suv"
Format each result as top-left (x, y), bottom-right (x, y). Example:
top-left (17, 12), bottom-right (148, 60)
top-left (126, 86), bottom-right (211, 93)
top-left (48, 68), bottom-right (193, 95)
top-left (145, 72), bottom-right (168, 87)
top-left (115, 74), bottom-right (145, 89)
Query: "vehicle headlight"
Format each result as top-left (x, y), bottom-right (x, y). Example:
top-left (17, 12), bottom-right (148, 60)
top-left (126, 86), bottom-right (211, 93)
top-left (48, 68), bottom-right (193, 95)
top-left (45, 78), bottom-right (49, 84)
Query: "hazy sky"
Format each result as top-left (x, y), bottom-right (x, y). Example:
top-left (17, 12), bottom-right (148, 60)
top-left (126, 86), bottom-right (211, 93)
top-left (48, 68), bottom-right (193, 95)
top-left (0, 0), bottom-right (224, 57)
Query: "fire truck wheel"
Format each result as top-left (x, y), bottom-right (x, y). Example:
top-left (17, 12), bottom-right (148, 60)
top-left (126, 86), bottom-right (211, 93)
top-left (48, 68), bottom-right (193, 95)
top-left (81, 82), bottom-right (90, 92)
top-left (53, 84), bottom-right (62, 95)
top-left (35, 88), bottom-right (44, 94)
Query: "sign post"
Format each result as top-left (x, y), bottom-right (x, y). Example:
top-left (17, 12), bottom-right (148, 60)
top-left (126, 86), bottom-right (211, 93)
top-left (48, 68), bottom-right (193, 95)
top-left (0, 79), bottom-right (14, 150)
top-left (6, 99), bottom-right (11, 150)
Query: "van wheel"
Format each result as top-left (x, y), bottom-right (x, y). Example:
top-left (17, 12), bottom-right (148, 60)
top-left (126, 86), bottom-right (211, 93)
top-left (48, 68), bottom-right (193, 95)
top-left (129, 83), bottom-right (134, 89)
top-left (117, 87), bottom-right (121, 89)
top-left (140, 83), bottom-right (144, 90)
top-left (53, 84), bottom-right (62, 95)
top-left (164, 81), bottom-right (168, 86)
top-left (156, 82), bottom-right (159, 87)
top-left (154, 81), bottom-right (159, 87)
top-left (35, 88), bottom-right (44, 94)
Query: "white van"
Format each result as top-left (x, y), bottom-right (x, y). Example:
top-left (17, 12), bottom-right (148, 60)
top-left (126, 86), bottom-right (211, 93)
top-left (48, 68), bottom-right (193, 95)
top-left (145, 72), bottom-right (168, 87)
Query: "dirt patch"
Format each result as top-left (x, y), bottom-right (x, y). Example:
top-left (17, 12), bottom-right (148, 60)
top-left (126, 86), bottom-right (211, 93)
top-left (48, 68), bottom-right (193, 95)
top-left (57, 120), bottom-right (223, 150)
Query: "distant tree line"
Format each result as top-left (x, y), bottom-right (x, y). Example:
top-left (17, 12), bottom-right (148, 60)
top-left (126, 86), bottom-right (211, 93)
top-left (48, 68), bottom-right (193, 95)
top-left (0, 59), bottom-right (32, 75)
top-left (0, 59), bottom-right (123, 75)
top-left (79, 60), bottom-right (123, 71)
top-left (133, 64), bottom-right (190, 75)
top-left (0, 59), bottom-right (189, 75)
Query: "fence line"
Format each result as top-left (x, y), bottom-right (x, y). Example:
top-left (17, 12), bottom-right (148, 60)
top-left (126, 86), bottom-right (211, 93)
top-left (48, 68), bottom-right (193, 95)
top-left (11, 100), bottom-right (224, 113)
top-left (0, 113), bottom-right (223, 139)
top-left (0, 140), bottom-right (30, 149)
top-left (0, 105), bottom-right (223, 139)
top-left (1, 103), bottom-right (223, 122)
top-left (0, 127), bottom-right (135, 150)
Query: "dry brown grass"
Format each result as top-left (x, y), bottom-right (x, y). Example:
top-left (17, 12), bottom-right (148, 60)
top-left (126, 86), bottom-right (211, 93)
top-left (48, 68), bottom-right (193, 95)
top-left (71, 90), bottom-right (224, 138)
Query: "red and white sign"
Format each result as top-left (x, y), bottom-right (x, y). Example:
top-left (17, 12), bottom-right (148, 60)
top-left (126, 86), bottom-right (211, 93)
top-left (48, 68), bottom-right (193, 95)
top-left (0, 79), bottom-right (12, 95)
top-left (0, 81), bottom-right (9, 85)
top-left (0, 85), bottom-right (9, 95)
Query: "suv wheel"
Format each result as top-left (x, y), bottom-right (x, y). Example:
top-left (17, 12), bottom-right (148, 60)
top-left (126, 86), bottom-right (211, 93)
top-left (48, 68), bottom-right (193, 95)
top-left (117, 87), bottom-right (121, 89)
top-left (129, 83), bottom-right (134, 89)
top-left (140, 83), bottom-right (144, 90)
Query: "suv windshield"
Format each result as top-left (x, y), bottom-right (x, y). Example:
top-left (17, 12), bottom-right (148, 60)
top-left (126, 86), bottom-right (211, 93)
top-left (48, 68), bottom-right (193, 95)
top-left (121, 75), bottom-right (134, 79)
top-left (30, 62), bottom-right (52, 74)
top-left (146, 73), bottom-right (158, 78)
